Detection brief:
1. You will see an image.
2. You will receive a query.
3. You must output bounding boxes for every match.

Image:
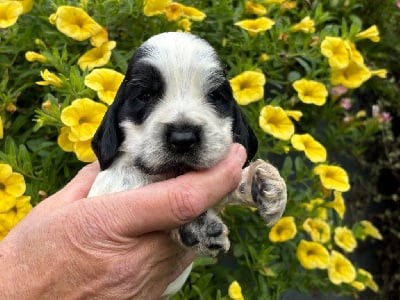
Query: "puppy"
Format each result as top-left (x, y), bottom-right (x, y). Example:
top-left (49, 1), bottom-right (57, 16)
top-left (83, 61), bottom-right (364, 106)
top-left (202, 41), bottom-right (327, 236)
top-left (88, 32), bottom-right (287, 296)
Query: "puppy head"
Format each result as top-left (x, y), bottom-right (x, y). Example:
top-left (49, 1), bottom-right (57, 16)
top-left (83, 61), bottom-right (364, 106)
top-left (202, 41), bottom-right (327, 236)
top-left (92, 32), bottom-right (258, 174)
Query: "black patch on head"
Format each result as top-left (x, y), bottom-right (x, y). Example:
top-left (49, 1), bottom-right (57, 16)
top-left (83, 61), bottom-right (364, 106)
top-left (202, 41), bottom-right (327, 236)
top-left (120, 61), bottom-right (165, 125)
top-left (91, 45), bottom-right (165, 170)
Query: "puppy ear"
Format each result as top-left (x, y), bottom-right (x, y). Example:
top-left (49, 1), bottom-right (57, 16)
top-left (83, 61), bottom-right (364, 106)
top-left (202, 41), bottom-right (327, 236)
top-left (91, 81), bottom-right (126, 170)
top-left (231, 104), bottom-right (259, 166)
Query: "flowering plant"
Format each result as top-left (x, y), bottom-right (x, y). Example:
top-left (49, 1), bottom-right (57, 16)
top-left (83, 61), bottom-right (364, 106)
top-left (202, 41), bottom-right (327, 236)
top-left (1, 0), bottom-right (397, 298)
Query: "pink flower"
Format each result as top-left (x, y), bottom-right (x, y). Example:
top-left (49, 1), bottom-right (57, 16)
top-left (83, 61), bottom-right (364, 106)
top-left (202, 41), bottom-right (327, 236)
top-left (380, 112), bottom-right (392, 123)
top-left (331, 85), bottom-right (348, 97)
top-left (340, 98), bottom-right (352, 110)
top-left (372, 104), bottom-right (392, 123)
top-left (397, 1), bottom-right (400, 9)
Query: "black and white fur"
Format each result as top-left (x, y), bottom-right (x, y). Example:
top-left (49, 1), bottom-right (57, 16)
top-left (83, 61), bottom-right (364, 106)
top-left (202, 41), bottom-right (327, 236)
top-left (88, 32), bottom-right (287, 296)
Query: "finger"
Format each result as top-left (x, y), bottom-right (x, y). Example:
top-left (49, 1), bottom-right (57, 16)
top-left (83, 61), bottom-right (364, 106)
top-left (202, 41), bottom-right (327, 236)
top-left (59, 161), bottom-right (100, 202)
top-left (85, 143), bottom-right (247, 236)
top-left (32, 162), bottom-right (100, 215)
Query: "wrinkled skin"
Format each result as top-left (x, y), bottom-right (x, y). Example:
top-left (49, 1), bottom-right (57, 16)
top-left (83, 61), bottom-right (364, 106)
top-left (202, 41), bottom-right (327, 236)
top-left (0, 144), bottom-right (246, 299)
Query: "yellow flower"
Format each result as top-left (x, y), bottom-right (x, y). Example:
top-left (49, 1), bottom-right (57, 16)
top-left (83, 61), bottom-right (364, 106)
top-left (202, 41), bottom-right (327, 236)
top-left (290, 16), bottom-right (315, 33)
top-left (285, 110), bottom-right (302, 121)
top-left (327, 250), bottom-right (356, 284)
top-left (327, 191), bottom-right (345, 219)
top-left (181, 5), bottom-right (206, 21)
top-left (59, 99), bottom-right (106, 162)
top-left (0, 195), bottom-right (31, 240)
top-left (177, 18), bottom-right (191, 32)
top-left (334, 227), bottom-right (357, 252)
top-left (281, 1), bottom-right (297, 9)
top-left (264, 0), bottom-right (284, 3)
top-left (25, 51), bottom-right (47, 63)
top-left (303, 218), bottom-right (331, 243)
top-left (245, 1), bottom-right (267, 16)
top-left (60, 98), bottom-right (107, 142)
top-left (58, 127), bottom-right (97, 162)
top-left (235, 17), bottom-right (275, 36)
top-left (259, 53), bottom-right (270, 62)
top-left (291, 133), bottom-right (327, 163)
top-left (58, 126), bottom-right (75, 152)
top-left (90, 27), bottom-right (109, 47)
top-left (331, 61), bottom-right (371, 89)
top-left (230, 71), bottom-right (266, 105)
top-left (0, 1), bottom-right (23, 28)
top-left (143, 0), bottom-right (171, 16)
top-left (358, 268), bottom-right (379, 292)
top-left (36, 69), bottom-right (63, 88)
top-left (0, 116), bottom-right (3, 139)
top-left (360, 220), bottom-right (383, 240)
top-left (344, 40), bottom-right (364, 66)
top-left (164, 2), bottom-right (183, 21)
top-left (293, 79), bottom-right (327, 106)
top-left (78, 41), bottom-right (116, 71)
top-left (371, 68), bottom-right (387, 78)
top-left (50, 6), bottom-right (103, 41)
top-left (7, 0), bottom-right (33, 13)
top-left (259, 106), bottom-right (295, 140)
top-left (228, 280), bottom-right (244, 300)
top-left (356, 25), bottom-right (380, 42)
top-left (84, 68), bottom-right (125, 105)
top-left (314, 164), bottom-right (350, 192)
top-left (0, 164), bottom-right (26, 213)
top-left (74, 139), bottom-right (97, 162)
top-left (296, 240), bottom-right (330, 269)
top-left (321, 37), bottom-right (350, 69)
top-left (301, 198), bottom-right (327, 220)
top-left (349, 280), bottom-right (366, 291)
top-left (269, 216), bottom-right (297, 242)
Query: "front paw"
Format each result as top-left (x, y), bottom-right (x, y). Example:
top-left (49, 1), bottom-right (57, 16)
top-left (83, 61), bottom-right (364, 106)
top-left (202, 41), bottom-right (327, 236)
top-left (172, 211), bottom-right (230, 257)
top-left (250, 159), bottom-right (287, 226)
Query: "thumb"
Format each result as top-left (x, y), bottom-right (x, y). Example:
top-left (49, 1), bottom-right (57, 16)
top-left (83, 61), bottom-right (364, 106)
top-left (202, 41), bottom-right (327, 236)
top-left (84, 143), bottom-right (247, 236)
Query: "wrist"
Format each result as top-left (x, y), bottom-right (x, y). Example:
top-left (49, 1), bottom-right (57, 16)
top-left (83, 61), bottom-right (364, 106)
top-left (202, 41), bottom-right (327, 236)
top-left (0, 240), bottom-right (28, 299)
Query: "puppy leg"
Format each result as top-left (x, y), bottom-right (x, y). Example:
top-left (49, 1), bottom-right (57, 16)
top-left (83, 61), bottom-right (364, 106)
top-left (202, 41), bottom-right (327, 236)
top-left (223, 159), bottom-right (287, 226)
top-left (171, 210), bottom-right (230, 257)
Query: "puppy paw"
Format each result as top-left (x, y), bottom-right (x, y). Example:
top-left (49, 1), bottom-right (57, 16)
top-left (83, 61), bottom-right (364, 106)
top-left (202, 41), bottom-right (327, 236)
top-left (172, 211), bottom-right (230, 257)
top-left (249, 159), bottom-right (287, 226)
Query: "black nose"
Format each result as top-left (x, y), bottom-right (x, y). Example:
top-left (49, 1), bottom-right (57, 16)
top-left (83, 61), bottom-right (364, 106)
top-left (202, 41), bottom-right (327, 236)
top-left (166, 124), bottom-right (201, 153)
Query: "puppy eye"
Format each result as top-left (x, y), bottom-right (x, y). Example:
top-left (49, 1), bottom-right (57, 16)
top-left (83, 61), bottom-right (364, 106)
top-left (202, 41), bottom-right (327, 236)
top-left (137, 92), bottom-right (152, 102)
top-left (207, 91), bottom-right (220, 102)
top-left (137, 89), bottom-right (160, 103)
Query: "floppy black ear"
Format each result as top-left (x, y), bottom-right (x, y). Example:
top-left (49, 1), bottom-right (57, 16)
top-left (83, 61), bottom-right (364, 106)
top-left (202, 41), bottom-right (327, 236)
top-left (231, 103), bottom-right (259, 166)
top-left (91, 81), bottom-right (127, 170)
top-left (211, 78), bottom-right (258, 166)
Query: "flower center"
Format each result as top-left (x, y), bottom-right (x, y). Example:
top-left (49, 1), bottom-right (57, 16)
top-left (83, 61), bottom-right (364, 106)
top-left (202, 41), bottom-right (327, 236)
top-left (239, 80), bottom-right (252, 90)
top-left (306, 249), bottom-right (316, 257)
top-left (0, 182), bottom-right (5, 191)
top-left (74, 17), bottom-right (86, 29)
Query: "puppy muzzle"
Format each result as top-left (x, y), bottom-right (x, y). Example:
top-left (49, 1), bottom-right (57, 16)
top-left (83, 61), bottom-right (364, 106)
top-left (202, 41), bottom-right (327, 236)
top-left (165, 123), bottom-right (202, 154)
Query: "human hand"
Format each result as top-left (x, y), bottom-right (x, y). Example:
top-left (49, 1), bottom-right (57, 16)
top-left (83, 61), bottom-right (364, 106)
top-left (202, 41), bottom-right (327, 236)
top-left (0, 143), bottom-right (247, 299)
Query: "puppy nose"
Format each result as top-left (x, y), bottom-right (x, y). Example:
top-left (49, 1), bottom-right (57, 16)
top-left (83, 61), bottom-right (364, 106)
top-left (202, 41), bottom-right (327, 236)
top-left (166, 125), bottom-right (201, 153)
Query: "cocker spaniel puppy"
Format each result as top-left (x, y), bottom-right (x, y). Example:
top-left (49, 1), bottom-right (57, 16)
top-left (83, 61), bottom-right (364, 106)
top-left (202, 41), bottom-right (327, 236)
top-left (88, 32), bottom-right (287, 296)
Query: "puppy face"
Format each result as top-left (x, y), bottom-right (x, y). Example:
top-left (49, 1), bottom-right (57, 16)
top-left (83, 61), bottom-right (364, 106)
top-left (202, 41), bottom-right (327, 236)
top-left (92, 32), bottom-right (258, 174)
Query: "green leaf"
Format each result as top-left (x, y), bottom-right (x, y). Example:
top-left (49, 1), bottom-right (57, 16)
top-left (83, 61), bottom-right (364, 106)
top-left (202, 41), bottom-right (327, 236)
top-left (288, 71), bottom-right (301, 83)
top-left (192, 256), bottom-right (217, 268)
top-left (295, 57), bottom-right (311, 74)
top-left (281, 156), bottom-right (293, 179)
